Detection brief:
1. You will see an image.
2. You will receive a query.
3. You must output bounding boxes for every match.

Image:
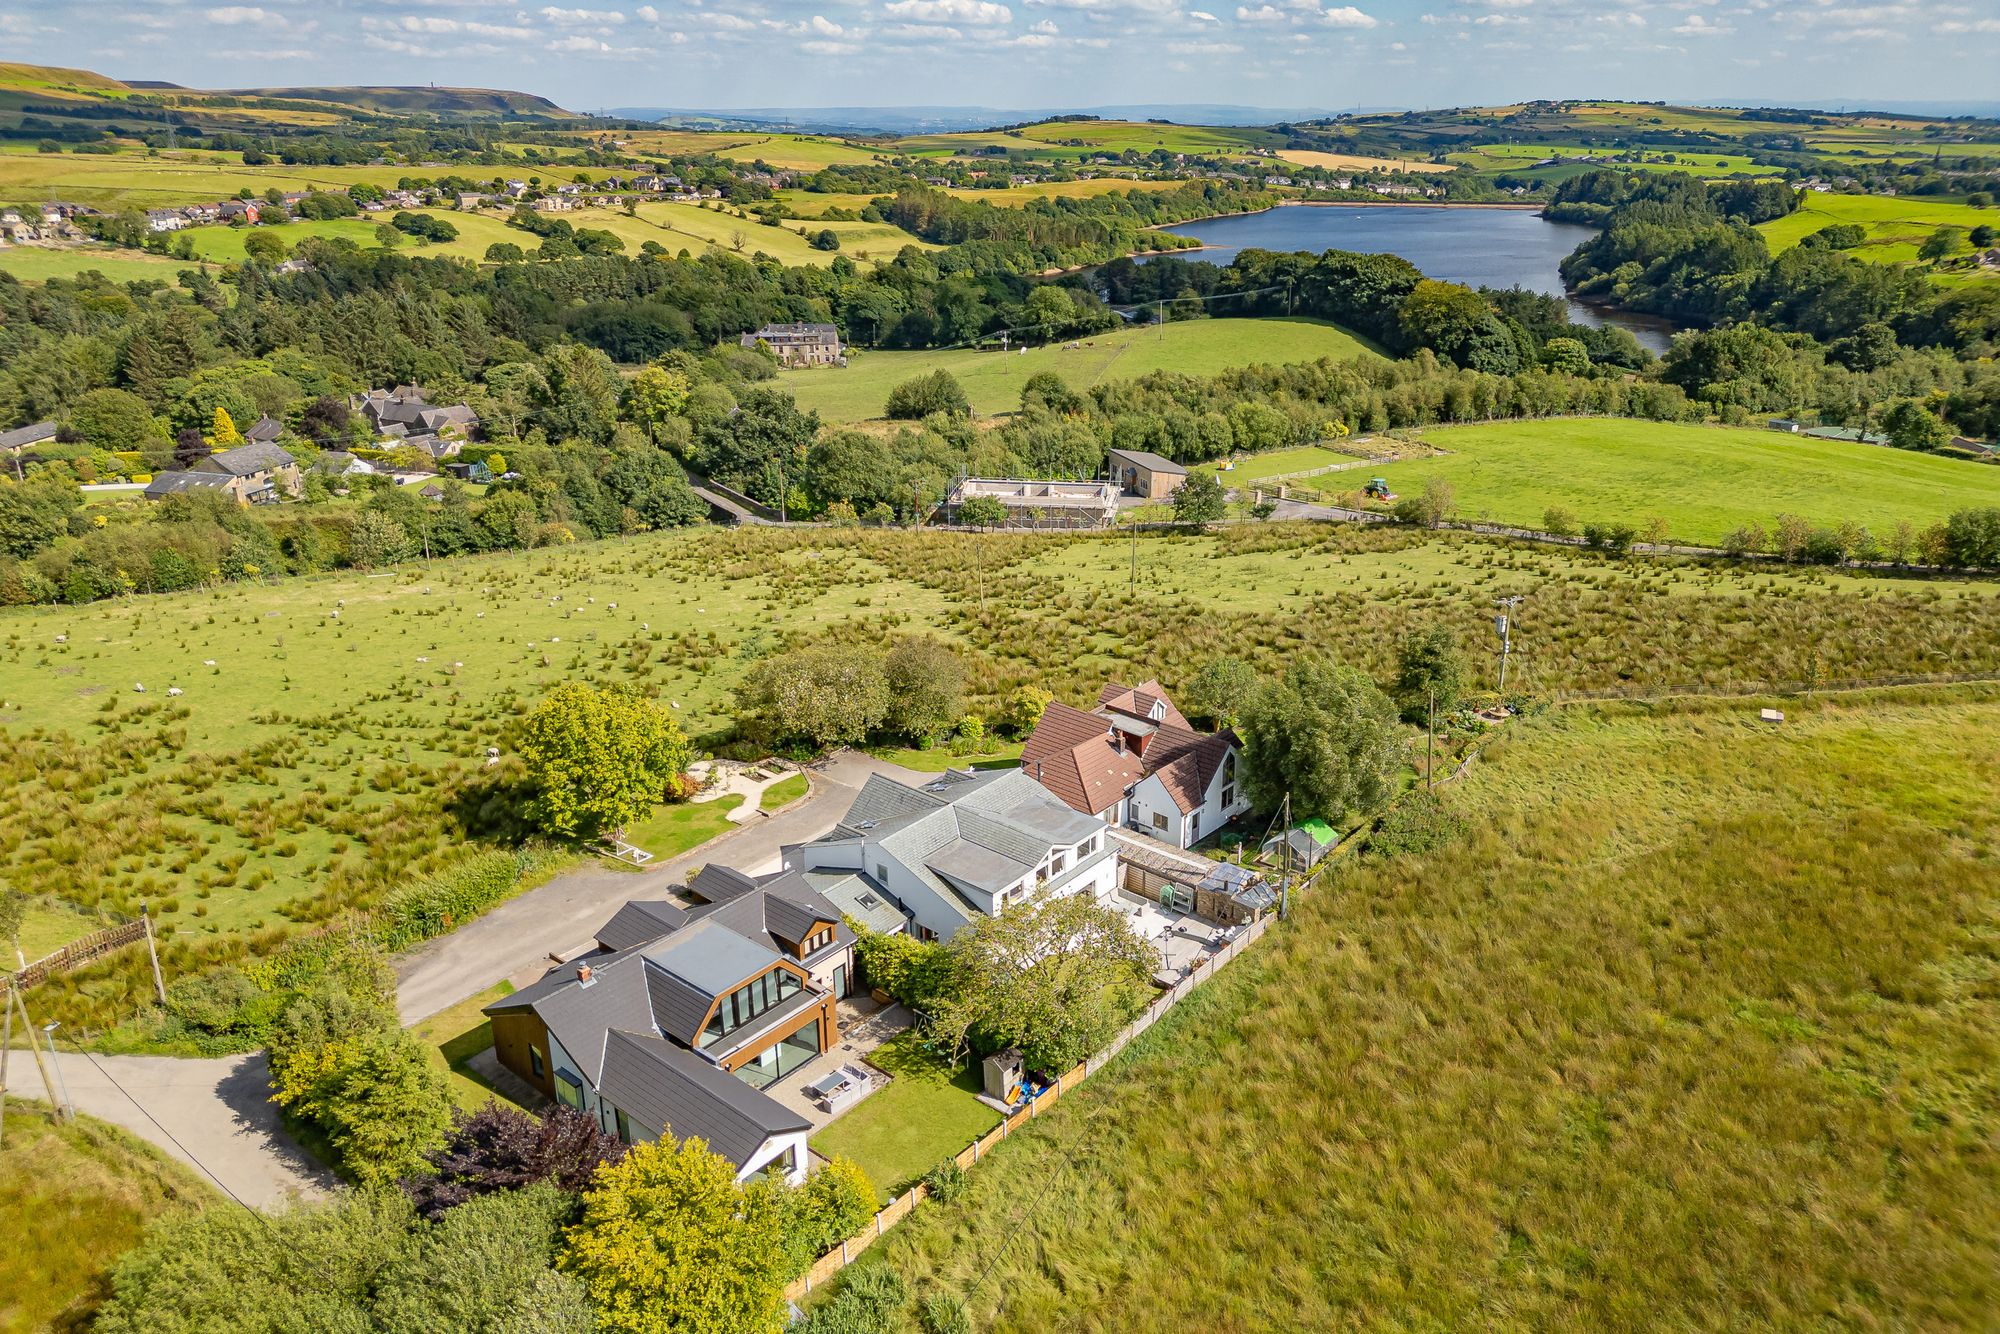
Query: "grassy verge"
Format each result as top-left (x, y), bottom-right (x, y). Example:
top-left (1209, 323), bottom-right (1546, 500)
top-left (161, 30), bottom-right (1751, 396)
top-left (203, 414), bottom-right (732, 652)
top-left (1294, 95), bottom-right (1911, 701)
top-left (809, 1030), bottom-right (1001, 1201)
top-left (835, 689), bottom-right (2000, 1327)
top-left (624, 794), bottom-right (745, 861)
top-left (406, 980), bottom-right (526, 1116)
top-left (0, 1104), bottom-right (217, 1332)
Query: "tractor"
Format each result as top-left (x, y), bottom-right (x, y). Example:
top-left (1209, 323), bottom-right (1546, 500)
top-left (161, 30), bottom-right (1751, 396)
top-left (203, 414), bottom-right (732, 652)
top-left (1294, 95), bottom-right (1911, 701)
top-left (1363, 477), bottom-right (1396, 502)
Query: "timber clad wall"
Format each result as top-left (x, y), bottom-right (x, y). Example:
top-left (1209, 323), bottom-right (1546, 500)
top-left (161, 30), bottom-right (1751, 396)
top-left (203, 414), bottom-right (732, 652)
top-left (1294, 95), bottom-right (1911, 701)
top-left (719, 992), bottom-right (840, 1074)
top-left (490, 1010), bottom-right (556, 1100)
top-left (784, 914), bottom-right (1273, 1301)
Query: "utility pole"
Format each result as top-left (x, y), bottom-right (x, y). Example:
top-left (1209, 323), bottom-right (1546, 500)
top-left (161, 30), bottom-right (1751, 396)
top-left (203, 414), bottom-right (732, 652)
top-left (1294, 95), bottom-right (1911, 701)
top-left (8, 985), bottom-right (64, 1122)
top-left (0, 983), bottom-right (12, 1146)
top-left (1426, 686), bottom-right (1436, 792)
top-left (1494, 595), bottom-right (1523, 694)
top-left (42, 1023), bottom-right (73, 1121)
top-left (1128, 517), bottom-right (1139, 597)
top-left (1278, 792), bottom-right (1293, 921)
top-left (143, 907), bottom-right (166, 1005)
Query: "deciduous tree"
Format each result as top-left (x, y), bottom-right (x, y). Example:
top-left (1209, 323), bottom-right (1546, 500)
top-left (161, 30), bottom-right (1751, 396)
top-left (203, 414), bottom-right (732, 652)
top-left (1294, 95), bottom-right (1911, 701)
top-left (884, 638), bottom-right (965, 744)
top-left (516, 682), bottom-right (692, 838)
top-left (1240, 657), bottom-right (1404, 822)
top-left (738, 647), bottom-right (890, 753)
top-left (1170, 468), bottom-right (1226, 527)
top-left (1183, 656), bottom-right (1257, 729)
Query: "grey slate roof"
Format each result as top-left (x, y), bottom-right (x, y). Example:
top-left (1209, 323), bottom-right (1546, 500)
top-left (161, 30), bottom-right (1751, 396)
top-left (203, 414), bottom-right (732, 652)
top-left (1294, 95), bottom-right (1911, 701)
top-left (0, 421), bottom-right (57, 450)
top-left (486, 944), bottom-right (657, 1084)
top-left (688, 864), bottom-right (761, 904)
top-left (597, 1030), bottom-right (808, 1167)
top-left (596, 900), bottom-right (690, 952)
top-left (805, 870), bottom-right (908, 935)
top-left (144, 470), bottom-right (236, 499)
top-left (1107, 448), bottom-right (1187, 475)
top-left (245, 416), bottom-right (284, 443)
top-left (194, 441), bottom-right (295, 478)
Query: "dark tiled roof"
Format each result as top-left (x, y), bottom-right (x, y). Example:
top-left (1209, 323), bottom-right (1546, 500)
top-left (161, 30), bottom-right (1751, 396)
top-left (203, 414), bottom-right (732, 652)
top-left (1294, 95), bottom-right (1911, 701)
top-left (194, 441), bottom-right (295, 478)
top-left (597, 1029), bottom-right (808, 1167)
top-left (687, 864), bottom-right (761, 904)
top-left (596, 900), bottom-right (690, 952)
top-left (0, 421), bottom-right (57, 450)
top-left (144, 470), bottom-right (236, 499)
top-left (244, 416), bottom-right (284, 443)
top-left (1106, 448), bottom-right (1186, 474)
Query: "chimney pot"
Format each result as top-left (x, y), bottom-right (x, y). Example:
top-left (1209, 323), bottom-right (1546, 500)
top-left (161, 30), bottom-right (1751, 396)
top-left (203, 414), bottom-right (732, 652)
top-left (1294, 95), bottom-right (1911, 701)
top-left (577, 962), bottom-right (594, 986)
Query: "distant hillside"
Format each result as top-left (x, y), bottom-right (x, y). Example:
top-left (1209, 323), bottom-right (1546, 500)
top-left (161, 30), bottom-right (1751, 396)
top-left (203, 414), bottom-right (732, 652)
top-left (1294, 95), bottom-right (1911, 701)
top-left (219, 84), bottom-right (573, 118)
top-left (0, 61), bottom-right (131, 98)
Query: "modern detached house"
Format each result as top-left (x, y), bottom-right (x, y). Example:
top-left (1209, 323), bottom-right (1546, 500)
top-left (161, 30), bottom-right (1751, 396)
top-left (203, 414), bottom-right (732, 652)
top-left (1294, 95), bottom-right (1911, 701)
top-left (483, 868), bottom-right (858, 1184)
top-left (785, 768), bottom-right (1116, 942)
top-left (1020, 680), bottom-right (1249, 849)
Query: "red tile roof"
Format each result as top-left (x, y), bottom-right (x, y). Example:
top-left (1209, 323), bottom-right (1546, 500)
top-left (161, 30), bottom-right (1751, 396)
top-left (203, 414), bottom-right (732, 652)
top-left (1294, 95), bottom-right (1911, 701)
top-left (1020, 701), bottom-right (1144, 816)
top-left (1096, 679), bottom-right (1191, 731)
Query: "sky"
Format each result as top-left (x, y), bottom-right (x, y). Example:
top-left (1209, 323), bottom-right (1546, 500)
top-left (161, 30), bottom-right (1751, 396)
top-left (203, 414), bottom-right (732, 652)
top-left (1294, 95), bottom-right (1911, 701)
top-left (3, 0), bottom-right (1998, 114)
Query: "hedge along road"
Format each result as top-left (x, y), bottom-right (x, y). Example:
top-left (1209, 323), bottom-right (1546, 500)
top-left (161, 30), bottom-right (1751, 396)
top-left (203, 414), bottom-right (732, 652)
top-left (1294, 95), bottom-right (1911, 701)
top-left (391, 750), bottom-right (924, 1024)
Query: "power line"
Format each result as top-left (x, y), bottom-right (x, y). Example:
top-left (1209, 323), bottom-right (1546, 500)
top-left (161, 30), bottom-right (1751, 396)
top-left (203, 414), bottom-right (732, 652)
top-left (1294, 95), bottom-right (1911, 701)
top-left (77, 1049), bottom-right (267, 1217)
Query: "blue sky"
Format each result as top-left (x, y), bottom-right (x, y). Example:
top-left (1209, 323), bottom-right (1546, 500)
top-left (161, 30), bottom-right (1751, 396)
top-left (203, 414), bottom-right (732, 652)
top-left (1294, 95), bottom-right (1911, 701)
top-left (3, 0), bottom-right (1996, 113)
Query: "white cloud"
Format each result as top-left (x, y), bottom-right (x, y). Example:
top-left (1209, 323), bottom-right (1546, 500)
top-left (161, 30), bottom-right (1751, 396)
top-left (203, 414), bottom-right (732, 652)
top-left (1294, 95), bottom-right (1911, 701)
top-left (205, 6), bottom-right (282, 25)
top-left (1319, 3), bottom-right (1378, 24)
top-left (699, 12), bottom-right (757, 28)
top-left (635, 4), bottom-right (658, 18)
top-left (809, 14), bottom-right (846, 33)
top-left (549, 33), bottom-right (613, 49)
top-left (1937, 16), bottom-right (2000, 30)
top-left (541, 7), bottom-right (626, 23)
top-left (1669, 12), bottom-right (1731, 33)
top-left (1236, 4), bottom-right (1287, 20)
top-left (883, 0), bottom-right (1012, 20)
top-left (1189, 7), bottom-right (1220, 16)
top-left (883, 22), bottom-right (963, 35)
top-left (1474, 12), bottom-right (1525, 23)
top-left (1030, 17), bottom-right (1058, 30)
top-left (803, 37), bottom-right (862, 50)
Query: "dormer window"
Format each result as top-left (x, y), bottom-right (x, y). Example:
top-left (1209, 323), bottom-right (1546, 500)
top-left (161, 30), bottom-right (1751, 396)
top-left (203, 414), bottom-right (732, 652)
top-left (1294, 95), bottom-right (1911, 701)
top-left (802, 927), bottom-right (834, 956)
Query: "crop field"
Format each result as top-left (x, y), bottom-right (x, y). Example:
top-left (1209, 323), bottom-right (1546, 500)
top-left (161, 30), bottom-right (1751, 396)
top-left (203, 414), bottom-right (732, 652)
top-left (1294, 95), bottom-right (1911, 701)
top-left (833, 686), bottom-right (2000, 1330)
top-left (1353, 418), bottom-right (2000, 544)
top-left (895, 120), bottom-right (1283, 161)
top-left (1277, 149), bottom-right (1456, 174)
top-left (0, 1106), bottom-right (216, 1332)
top-left (14, 513), bottom-right (2000, 1034)
top-left (777, 317), bottom-right (1385, 422)
top-left (1759, 193), bottom-right (2000, 271)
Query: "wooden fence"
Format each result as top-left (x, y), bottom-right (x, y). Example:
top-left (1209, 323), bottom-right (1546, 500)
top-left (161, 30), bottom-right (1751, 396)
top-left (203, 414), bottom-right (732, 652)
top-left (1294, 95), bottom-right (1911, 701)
top-left (785, 913), bottom-right (1273, 1301)
top-left (6, 919), bottom-right (148, 991)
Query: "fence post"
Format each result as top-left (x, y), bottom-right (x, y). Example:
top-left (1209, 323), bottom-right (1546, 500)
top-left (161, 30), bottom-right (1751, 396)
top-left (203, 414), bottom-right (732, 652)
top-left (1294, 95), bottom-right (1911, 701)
top-left (143, 908), bottom-right (166, 1005)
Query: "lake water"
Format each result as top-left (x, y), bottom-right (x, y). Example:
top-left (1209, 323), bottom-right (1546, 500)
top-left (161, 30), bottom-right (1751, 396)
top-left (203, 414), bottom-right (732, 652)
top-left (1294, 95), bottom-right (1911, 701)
top-left (1154, 205), bottom-right (1678, 353)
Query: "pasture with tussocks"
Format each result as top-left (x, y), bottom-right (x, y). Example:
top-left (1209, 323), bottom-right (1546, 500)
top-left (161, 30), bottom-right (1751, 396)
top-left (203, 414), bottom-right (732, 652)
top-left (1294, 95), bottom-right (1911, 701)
top-left (12, 520), bottom-right (2000, 1037)
top-left (1353, 418), bottom-right (2000, 544)
top-left (831, 688), bottom-right (2000, 1330)
top-left (777, 317), bottom-right (1386, 423)
top-left (0, 1105), bottom-right (217, 1333)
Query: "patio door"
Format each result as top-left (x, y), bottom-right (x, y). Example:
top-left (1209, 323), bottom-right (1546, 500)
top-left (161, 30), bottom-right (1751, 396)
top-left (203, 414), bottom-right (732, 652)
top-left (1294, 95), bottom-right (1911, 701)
top-left (833, 963), bottom-right (848, 998)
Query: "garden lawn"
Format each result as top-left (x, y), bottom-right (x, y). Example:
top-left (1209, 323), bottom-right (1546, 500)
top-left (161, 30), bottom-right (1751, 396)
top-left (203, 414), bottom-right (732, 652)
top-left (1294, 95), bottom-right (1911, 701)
top-left (1358, 418), bottom-right (2000, 544)
top-left (759, 773), bottom-right (808, 810)
top-left (625, 794), bottom-right (745, 860)
top-left (866, 742), bottom-right (1025, 773)
top-left (834, 688), bottom-right (2000, 1330)
top-left (809, 1030), bottom-right (1000, 1201)
top-left (407, 980), bottom-right (526, 1115)
top-left (0, 1105), bottom-right (216, 1333)
top-left (778, 317), bottom-right (1383, 423)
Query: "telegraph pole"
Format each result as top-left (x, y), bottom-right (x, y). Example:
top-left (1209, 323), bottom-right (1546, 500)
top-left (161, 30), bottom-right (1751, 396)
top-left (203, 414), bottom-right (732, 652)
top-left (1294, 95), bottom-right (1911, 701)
top-left (1494, 595), bottom-right (1523, 694)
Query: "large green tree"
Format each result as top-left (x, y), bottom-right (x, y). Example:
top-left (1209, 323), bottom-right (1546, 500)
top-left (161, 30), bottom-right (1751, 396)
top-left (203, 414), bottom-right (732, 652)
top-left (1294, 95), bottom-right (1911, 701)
top-left (883, 637), bottom-right (965, 744)
top-left (560, 1136), bottom-right (790, 1334)
top-left (516, 682), bottom-right (692, 838)
top-left (738, 647), bottom-right (890, 752)
top-left (1183, 656), bottom-right (1258, 729)
top-left (1239, 658), bottom-right (1405, 822)
top-left (1170, 469), bottom-right (1226, 526)
top-left (928, 891), bottom-right (1155, 1073)
top-left (1394, 625), bottom-right (1467, 725)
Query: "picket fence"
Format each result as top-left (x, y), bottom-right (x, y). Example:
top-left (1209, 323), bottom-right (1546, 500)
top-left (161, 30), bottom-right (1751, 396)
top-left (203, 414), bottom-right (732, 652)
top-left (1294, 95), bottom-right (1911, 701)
top-left (786, 912), bottom-right (1274, 1300)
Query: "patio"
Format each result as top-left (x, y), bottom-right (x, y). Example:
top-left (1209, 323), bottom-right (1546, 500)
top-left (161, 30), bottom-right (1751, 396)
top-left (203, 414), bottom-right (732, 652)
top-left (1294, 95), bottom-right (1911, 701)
top-left (1109, 889), bottom-right (1232, 986)
top-left (763, 994), bottom-right (914, 1130)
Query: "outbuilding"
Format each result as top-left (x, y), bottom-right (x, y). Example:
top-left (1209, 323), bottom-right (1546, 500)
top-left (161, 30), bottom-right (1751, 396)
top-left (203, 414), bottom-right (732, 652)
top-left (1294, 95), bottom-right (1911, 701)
top-left (1107, 448), bottom-right (1187, 500)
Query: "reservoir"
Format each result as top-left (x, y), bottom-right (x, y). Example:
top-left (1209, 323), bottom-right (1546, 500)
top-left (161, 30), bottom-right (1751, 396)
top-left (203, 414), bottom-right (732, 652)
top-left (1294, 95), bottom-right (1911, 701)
top-left (1154, 204), bottom-right (1679, 354)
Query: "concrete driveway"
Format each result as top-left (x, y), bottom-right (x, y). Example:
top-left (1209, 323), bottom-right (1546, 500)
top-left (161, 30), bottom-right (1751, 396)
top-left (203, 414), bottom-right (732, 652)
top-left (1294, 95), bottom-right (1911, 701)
top-left (19, 1048), bottom-right (333, 1208)
top-left (394, 750), bottom-right (930, 1024)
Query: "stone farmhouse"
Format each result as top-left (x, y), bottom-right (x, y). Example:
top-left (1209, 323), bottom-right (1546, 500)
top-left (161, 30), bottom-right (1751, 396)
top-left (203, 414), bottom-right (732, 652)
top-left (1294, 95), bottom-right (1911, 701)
top-left (740, 323), bottom-right (844, 367)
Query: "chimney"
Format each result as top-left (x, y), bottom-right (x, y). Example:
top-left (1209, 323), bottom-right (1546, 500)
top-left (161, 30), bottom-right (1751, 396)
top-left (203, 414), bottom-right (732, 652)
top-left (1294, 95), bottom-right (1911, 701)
top-left (576, 962), bottom-right (595, 987)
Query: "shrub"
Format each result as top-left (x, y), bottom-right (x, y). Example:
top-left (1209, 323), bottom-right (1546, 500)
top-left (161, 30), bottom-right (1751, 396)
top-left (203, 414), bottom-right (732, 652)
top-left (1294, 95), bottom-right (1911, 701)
top-left (923, 1158), bottom-right (969, 1204)
top-left (920, 1292), bottom-right (972, 1334)
top-left (885, 370), bottom-right (969, 420)
top-left (788, 1156), bottom-right (876, 1266)
top-left (404, 1103), bottom-right (625, 1219)
top-left (163, 966), bottom-right (281, 1038)
top-left (378, 848), bottom-right (527, 951)
top-left (1542, 505), bottom-right (1578, 538)
top-left (795, 1267), bottom-right (909, 1334)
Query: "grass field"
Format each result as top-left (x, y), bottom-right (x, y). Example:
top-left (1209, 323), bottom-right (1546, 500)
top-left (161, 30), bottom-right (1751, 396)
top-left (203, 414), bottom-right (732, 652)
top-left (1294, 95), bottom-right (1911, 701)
top-left (626, 793), bottom-right (747, 861)
top-left (896, 120), bottom-right (1283, 162)
top-left (1447, 143), bottom-right (1782, 178)
top-left (0, 1104), bottom-right (216, 1332)
top-left (407, 979), bottom-right (525, 1115)
top-left (1201, 443), bottom-right (1370, 484)
top-left (830, 687), bottom-right (2000, 1329)
top-left (1356, 418), bottom-right (2000, 544)
top-left (13, 899), bottom-right (106, 963)
top-left (809, 1030), bottom-right (1000, 1201)
top-left (1759, 193), bottom-right (1999, 272)
top-left (14, 515), bottom-right (2000, 1031)
top-left (0, 245), bottom-right (206, 284)
top-left (777, 317), bottom-right (1385, 423)
top-left (1278, 150), bottom-right (1456, 175)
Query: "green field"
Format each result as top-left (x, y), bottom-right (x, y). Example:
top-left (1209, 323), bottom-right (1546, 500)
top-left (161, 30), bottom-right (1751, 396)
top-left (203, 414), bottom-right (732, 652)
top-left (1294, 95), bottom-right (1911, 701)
top-left (778, 317), bottom-right (1385, 423)
top-left (1448, 143), bottom-right (1782, 179)
top-left (832, 688), bottom-right (2000, 1329)
top-left (1759, 193), bottom-right (1999, 271)
top-left (13, 517), bottom-right (2000, 1034)
top-left (1201, 443), bottom-right (1369, 484)
top-left (895, 119), bottom-right (1283, 162)
top-left (1357, 419), bottom-right (2000, 543)
top-left (0, 245), bottom-right (205, 284)
top-left (0, 1105), bottom-right (216, 1332)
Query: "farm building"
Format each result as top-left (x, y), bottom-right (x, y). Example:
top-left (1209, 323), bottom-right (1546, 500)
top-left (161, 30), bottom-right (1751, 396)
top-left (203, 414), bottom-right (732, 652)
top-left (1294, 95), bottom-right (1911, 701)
top-left (944, 477), bottom-right (1119, 528)
top-left (1107, 448), bottom-right (1187, 500)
